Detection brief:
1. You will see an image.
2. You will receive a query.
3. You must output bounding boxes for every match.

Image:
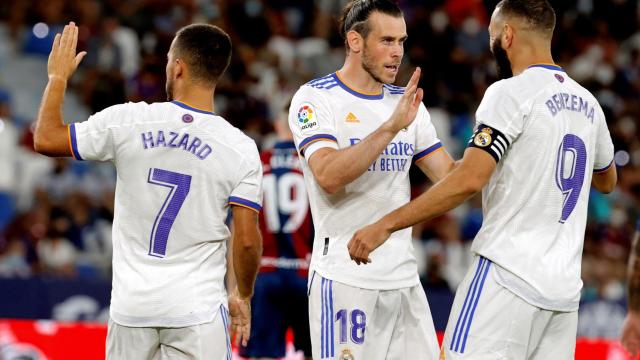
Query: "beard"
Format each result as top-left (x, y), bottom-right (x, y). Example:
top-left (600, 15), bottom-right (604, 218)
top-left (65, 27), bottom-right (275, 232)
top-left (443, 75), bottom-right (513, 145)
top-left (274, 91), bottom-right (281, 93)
top-left (361, 45), bottom-right (392, 84)
top-left (491, 38), bottom-right (513, 79)
top-left (165, 77), bottom-right (174, 101)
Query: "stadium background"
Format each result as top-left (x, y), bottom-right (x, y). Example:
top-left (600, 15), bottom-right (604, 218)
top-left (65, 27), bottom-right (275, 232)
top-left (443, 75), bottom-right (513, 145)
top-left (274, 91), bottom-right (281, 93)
top-left (0, 0), bottom-right (637, 359)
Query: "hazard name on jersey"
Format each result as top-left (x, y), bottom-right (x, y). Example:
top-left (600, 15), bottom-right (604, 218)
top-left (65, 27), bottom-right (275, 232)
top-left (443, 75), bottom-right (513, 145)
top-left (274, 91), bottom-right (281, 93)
top-left (140, 130), bottom-right (213, 160)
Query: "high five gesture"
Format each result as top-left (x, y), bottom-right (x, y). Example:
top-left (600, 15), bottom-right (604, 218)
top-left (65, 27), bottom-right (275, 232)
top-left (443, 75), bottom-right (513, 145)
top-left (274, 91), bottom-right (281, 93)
top-left (35, 22), bottom-right (87, 157)
top-left (47, 22), bottom-right (86, 81)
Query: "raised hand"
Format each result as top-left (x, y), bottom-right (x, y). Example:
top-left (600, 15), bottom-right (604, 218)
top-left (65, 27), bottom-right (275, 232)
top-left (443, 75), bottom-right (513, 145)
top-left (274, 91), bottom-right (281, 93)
top-left (228, 291), bottom-right (252, 347)
top-left (384, 67), bottom-right (423, 133)
top-left (47, 22), bottom-right (86, 81)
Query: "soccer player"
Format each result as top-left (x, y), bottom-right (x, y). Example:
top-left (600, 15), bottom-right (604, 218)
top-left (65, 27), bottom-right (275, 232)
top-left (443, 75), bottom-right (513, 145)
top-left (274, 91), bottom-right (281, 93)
top-left (348, 0), bottom-right (617, 358)
top-left (288, 1), bottom-right (454, 358)
top-left (240, 112), bottom-right (313, 359)
top-left (621, 221), bottom-right (640, 356)
top-left (34, 22), bottom-right (263, 359)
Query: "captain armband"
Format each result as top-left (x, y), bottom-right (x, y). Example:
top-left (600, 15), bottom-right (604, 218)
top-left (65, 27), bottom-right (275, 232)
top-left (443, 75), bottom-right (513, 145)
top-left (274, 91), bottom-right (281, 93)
top-left (467, 124), bottom-right (510, 163)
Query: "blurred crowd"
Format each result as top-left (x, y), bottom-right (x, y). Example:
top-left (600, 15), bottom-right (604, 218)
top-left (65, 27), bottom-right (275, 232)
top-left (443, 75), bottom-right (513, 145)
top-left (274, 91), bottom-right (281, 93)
top-left (0, 0), bottom-right (638, 338)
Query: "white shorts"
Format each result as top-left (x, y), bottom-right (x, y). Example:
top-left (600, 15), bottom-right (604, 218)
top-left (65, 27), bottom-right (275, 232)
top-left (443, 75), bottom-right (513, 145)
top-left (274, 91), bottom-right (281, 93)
top-left (106, 305), bottom-right (232, 360)
top-left (308, 271), bottom-right (439, 360)
top-left (441, 256), bottom-right (578, 360)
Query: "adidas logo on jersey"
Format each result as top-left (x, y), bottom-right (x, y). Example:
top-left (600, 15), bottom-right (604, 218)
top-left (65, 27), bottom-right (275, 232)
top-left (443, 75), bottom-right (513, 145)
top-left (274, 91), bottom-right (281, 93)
top-left (345, 112), bottom-right (359, 123)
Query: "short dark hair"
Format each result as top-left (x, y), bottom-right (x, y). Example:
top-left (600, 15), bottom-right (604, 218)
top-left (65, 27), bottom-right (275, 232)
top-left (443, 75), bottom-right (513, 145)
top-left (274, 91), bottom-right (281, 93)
top-left (339, 0), bottom-right (403, 47)
top-left (497, 0), bottom-right (556, 36)
top-left (172, 24), bottom-right (232, 86)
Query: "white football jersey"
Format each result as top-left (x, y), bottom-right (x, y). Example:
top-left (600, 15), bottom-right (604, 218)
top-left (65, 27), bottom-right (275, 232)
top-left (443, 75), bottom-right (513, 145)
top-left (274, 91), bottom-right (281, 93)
top-left (469, 64), bottom-right (614, 311)
top-left (288, 72), bottom-right (443, 290)
top-left (69, 100), bottom-right (263, 327)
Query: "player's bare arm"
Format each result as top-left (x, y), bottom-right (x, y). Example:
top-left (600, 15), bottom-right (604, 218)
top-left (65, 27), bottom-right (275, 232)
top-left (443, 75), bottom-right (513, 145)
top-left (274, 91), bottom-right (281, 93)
top-left (621, 228), bottom-right (640, 355)
top-left (225, 224), bottom-right (237, 297)
top-left (229, 205), bottom-right (262, 346)
top-left (348, 147), bottom-right (460, 264)
top-left (591, 163), bottom-right (617, 193)
top-left (308, 67), bottom-right (423, 194)
top-left (415, 148), bottom-right (455, 183)
top-left (34, 22), bottom-right (86, 156)
top-left (348, 148), bottom-right (496, 264)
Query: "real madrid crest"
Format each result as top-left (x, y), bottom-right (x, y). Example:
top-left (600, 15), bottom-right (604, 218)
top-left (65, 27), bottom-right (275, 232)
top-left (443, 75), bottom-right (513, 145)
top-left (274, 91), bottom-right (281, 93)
top-left (473, 127), bottom-right (493, 147)
top-left (339, 348), bottom-right (355, 360)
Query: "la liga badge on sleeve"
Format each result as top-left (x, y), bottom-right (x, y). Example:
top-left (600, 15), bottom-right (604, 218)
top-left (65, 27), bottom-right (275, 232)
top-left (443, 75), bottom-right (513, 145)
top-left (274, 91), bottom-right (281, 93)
top-left (297, 102), bottom-right (319, 134)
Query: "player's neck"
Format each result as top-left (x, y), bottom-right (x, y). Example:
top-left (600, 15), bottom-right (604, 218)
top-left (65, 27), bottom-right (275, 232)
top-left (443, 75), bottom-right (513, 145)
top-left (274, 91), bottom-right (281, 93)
top-left (337, 61), bottom-right (383, 95)
top-left (172, 85), bottom-right (216, 113)
top-left (510, 46), bottom-right (555, 76)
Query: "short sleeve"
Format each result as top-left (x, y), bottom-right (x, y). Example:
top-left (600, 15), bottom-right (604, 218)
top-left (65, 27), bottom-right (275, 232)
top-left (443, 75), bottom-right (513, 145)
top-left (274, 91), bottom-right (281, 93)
top-left (70, 104), bottom-right (131, 161)
top-left (413, 103), bottom-right (443, 163)
top-left (468, 82), bottom-right (523, 163)
top-left (475, 82), bottom-right (523, 143)
top-left (229, 141), bottom-right (263, 213)
top-left (288, 86), bottom-right (339, 160)
top-left (593, 107), bottom-right (614, 172)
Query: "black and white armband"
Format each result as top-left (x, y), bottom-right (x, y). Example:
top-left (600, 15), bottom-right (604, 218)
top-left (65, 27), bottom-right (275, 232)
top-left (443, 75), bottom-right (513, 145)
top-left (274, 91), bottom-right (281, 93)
top-left (467, 124), bottom-right (510, 163)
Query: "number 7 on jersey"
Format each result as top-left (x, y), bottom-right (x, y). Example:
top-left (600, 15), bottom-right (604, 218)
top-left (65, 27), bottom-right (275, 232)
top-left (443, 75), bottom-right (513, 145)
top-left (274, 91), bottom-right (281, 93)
top-left (147, 168), bottom-right (192, 257)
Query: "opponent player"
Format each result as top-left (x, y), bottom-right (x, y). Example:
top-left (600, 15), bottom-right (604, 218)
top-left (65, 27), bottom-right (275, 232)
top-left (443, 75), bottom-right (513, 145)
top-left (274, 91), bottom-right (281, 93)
top-left (288, 1), bottom-right (454, 358)
top-left (34, 23), bottom-right (263, 359)
top-left (621, 220), bottom-right (640, 356)
top-left (349, 1), bottom-right (617, 358)
top-left (240, 111), bottom-right (313, 359)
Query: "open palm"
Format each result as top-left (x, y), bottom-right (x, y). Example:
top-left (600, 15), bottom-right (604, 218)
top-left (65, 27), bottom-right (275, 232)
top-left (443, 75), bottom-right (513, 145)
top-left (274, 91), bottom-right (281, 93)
top-left (387, 67), bottom-right (424, 132)
top-left (47, 22), bottom-right (86, 81)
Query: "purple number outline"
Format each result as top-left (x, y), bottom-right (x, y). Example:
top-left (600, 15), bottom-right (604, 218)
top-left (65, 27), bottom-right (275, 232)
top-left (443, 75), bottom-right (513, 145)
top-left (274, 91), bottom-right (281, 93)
top-left (147, 168), bottom-right (192, 257)
top-left (336, 309), bottom-right (348, 344)
top-left (555, 134), bottom-right (586, 223)
top-left (350, 309), bottom-right (366, 345)
top-left (334, 308), bottom-right (366, 345)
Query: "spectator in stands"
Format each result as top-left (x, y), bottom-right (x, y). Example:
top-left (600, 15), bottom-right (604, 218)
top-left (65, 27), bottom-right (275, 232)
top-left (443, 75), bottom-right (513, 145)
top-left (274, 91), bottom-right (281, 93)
top-left (0, 91), bottom-right (19, 231)
top-left (37, 207), bottom-right (77, 277)
top-left (0, 238), bottom-right (31, 278)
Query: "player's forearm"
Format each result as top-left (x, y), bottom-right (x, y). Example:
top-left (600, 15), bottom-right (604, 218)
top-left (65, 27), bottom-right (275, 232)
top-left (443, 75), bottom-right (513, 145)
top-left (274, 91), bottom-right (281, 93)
top-left (592, 165), bottom-right (617, 194)
top-left (225, 238), bottom-right (237, 293)
top-left (232, 226), bottom-right (262, 299)
top-left (628, 232), bottom-right (640, 312)
top-left (416, 150), bottom-right (455, 183)
top-left (382, 165), bottom-right (480, 233)
top-left (312, 123), bottom-right (398, 193)
top-left (34, 77), bottom-right (69, 156)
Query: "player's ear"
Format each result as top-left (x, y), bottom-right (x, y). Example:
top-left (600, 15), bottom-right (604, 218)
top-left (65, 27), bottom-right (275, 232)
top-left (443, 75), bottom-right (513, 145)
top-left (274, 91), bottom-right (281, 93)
top-left (173, 58), bottom-right (184, 79)
top-left (346, 30), bottom-right (363, 53)
top-left (502, 23), bottom-right (514, 49)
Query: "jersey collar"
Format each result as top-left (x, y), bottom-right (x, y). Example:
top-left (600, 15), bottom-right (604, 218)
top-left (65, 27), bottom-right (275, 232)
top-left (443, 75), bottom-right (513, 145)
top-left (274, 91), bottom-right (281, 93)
top-left (171, 100), bottom-right (216, 115)
top-left (333, 72), bottom-right (384, 100)
top-left (527, 63), bottom-right (565, 72)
